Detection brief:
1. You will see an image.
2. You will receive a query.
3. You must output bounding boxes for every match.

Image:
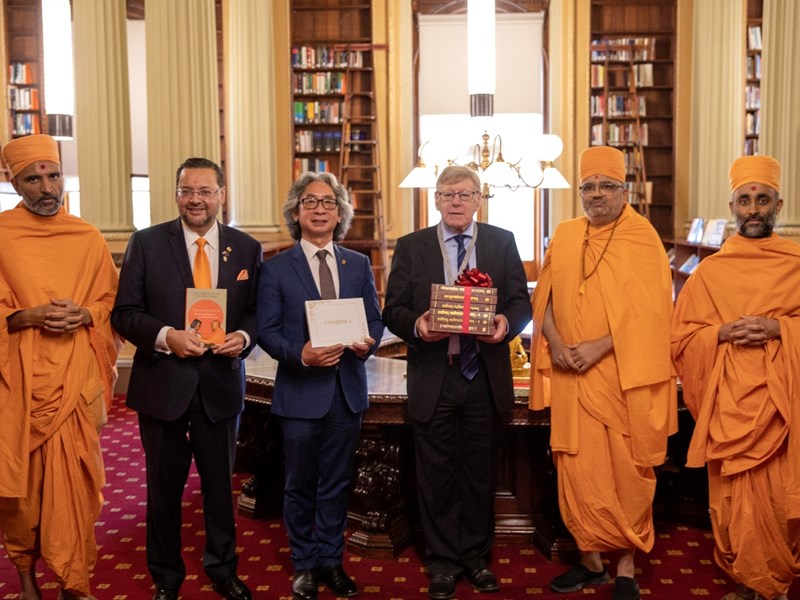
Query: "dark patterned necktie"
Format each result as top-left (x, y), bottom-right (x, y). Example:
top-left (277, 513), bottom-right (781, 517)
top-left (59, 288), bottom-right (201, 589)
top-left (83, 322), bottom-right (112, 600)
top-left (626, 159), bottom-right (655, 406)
top-left (454, 234), bottom-right (479, 381)
top-left (317, 249), bottom-right (336, 299)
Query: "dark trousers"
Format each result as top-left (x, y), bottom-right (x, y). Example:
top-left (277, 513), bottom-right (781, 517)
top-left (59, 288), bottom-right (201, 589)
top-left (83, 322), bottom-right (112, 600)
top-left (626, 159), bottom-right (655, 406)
top-left (414, 359), bottom-right (497, 577)
top-left (280, 378), bottom-right (362, 571)
top-left (138, 391), bottom-right (240, 590)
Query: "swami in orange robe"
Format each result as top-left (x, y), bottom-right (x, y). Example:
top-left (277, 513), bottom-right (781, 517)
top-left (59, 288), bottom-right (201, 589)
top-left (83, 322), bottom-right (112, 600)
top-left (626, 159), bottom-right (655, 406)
top-left (530, 147), bottom-right (676, 597)
top-left (671, 156), bottom-right (800, 600)
top-left (0, 135), bottom-right (119, 599)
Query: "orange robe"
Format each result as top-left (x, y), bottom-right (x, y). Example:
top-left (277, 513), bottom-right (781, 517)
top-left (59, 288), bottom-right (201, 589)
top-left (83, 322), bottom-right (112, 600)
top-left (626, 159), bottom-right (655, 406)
top-left (0, 204), bottom-right (118, 595)
top-left (530, 204), bottom-right (677, 552)
top-left (671, 233), bottom-right (800, 598)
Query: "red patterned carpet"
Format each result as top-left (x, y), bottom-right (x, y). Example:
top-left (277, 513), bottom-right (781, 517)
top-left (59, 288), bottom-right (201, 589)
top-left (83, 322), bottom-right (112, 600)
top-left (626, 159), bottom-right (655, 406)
top-left (1, 400), bottom-right (797, 599)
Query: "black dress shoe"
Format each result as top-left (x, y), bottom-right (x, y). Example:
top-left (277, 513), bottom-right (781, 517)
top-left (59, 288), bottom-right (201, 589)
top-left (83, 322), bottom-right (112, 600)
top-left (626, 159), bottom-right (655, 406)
top-left (292, 569), bottom-right (319, 600)
top-left (152, 589), bottom-right (179, 600)
top-left (428, 574), bottom-right (457, 600)
top-left (319, 564), bottom-right (358, 597)
top-left (466, 568), bottom-right (500, 593)
top-left (211, 575), bottom-right (252, 600)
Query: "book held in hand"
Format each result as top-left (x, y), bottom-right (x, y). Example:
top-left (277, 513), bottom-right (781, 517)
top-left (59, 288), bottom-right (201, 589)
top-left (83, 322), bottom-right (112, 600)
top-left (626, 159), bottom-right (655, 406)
top-left (186, 288), bottom-right (227, 347)
top-left (305, 298), bottom-right (369, 348)
top-left (428, 283), bottom-right (498, 335)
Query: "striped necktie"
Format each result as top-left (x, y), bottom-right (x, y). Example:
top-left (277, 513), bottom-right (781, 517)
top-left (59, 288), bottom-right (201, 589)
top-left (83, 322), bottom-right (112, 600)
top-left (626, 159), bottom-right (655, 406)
top-left (454, 234), bottom-right (479, 381)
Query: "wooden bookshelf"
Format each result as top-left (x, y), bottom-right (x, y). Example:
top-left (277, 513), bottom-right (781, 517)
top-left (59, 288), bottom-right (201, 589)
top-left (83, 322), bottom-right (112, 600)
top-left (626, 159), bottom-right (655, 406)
top-left (590, 0), bottom-right (676, 239)
top-left (744, 0), bottom-right (762, 155)
top-left (664, 238), bottom-right (720, 298)
top-left (4, 0), bottom-right (45, 142)
top-left (289, 0), bottom-right (388, 299)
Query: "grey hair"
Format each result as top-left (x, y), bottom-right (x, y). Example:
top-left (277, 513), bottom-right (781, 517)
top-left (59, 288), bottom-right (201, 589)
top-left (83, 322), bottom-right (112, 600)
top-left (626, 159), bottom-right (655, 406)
top-left (436, 165), bottom-right (481, 192)
top-left (283, 171), bottom-right (354, 241)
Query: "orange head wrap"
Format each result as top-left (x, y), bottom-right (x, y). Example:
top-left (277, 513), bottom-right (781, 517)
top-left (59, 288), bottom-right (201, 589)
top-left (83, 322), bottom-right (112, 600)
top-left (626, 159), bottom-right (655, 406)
top-left (729, 155), bottom-right (781, 193)
top-left (579, 146), bottom-right (626, 183)
top-left (1, 134), bottom-right (61, 178)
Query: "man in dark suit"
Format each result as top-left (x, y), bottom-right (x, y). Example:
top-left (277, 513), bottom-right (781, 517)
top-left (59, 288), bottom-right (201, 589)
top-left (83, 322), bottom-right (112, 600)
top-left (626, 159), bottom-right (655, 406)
top-left (257, 172), bottom-right (383, 600)
top-left (112, 157), bottom-right (261, 600)
top-left (383, 165), bottom-right (530, 600)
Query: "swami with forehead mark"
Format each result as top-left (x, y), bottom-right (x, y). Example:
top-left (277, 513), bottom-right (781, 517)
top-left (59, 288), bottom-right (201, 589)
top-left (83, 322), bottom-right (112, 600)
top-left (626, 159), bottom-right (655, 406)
top-left (672, 155), bottom-right (800, 600)
top-left (0, 134), bottom-right (119, 600)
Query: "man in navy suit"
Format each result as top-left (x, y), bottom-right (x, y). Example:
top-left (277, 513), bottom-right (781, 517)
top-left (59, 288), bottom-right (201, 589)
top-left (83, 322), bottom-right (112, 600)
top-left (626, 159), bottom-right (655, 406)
top-left (112, 158), bottom-right (261, 600)
top-left (383, 166), bottom-right (530, 599)
top-left (257, 172), bottom-right (383, 600)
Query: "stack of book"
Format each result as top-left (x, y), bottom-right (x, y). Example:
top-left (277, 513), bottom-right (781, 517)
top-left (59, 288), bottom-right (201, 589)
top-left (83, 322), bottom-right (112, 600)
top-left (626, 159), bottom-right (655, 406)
top-left (428, 284), bottom-right (497, 336)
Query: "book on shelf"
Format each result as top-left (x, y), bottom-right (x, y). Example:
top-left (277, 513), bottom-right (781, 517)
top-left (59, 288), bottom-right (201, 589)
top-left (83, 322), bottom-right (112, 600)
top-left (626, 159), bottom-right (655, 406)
top-left (700, 218), bottom-right (727, 247)
top-left (677, 254), bottom-right (700, 274)
top-left (687, 217), bottom-right (705, 243)
top-left (747, 25), bottom-right (762, 51)
top-left (666, 247), bottom-right (676, 268)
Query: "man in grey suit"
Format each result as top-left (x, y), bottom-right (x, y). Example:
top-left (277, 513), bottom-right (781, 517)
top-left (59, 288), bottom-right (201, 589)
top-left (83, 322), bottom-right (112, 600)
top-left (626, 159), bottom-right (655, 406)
top-left (112, 157), bottom-right (261, 600)
top-left (383, 165), bottom-right (530, 599)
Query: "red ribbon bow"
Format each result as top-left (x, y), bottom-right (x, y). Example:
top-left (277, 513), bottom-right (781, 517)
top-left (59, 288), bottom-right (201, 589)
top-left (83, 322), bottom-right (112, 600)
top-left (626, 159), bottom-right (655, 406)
top-left (455, 268), bottom-right (493, 288)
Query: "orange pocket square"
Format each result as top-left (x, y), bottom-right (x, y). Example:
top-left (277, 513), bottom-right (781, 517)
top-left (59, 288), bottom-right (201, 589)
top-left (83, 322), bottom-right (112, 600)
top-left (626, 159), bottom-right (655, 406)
top-left (236, 270), bottom-right (249, 281)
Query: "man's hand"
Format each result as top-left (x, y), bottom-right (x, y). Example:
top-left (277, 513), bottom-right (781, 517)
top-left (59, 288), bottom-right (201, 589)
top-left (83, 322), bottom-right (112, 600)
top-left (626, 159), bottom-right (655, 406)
top-left (476, 314), bottom-right (508, 344)
top-left (416, 310), bottom-right (450, 343)
top-left (347, 336), bottom-right (376, 359)
top-left (8, 298), bottom-right (90, 334)
top-left (549, 339), bottom-right (581, 372)
top-left (569, 335), bottom-right (613, 372)
top-left (166, 328), bottom-right (209, 358)
top-left (302, 341), bottom-right (345, 367)
top-left (719, 316), bottom-right (781, 346)
top-left (211, 332), bottom-right (247, 357)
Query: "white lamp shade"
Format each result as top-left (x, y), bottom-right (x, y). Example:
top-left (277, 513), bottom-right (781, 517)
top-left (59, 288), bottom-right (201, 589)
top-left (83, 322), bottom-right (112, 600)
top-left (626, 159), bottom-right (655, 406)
top-left (535, 134), bottom-right (564, 162)
top-left (540, 166), bottom-right (571, 189)
top-left (399, 166), bottom-right (438, 189)
top-left (483, 160), bottom-right (518, 188)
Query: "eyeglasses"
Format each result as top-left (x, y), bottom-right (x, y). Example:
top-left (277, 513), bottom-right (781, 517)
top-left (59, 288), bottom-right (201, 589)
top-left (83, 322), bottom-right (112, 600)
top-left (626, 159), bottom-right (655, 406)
top-left (300, 196), bottom-right (339, 210)
top-left (579, 182), bottom-right (624, 196)
top-left (437, 191), bottom-right (480, 202)
top-left (177, 187), bottom-right (222, 199)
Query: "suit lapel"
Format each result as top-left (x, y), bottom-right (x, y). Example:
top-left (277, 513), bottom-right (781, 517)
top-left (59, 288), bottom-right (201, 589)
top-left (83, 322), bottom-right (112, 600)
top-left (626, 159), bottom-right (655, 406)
top-left (289, 243), bottom-right (321, 300)
top-left (421, 226), bottom-right (447, 284)
top-left (217, 224), bottom-right (233, 288)
top-left (333, 245), bottom-right (357, 298)
top-left (169, 218), bottom-right (195, 288)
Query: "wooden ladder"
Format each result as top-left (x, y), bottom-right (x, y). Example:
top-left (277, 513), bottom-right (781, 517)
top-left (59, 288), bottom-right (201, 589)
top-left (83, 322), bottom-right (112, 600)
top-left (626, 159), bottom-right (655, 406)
top-left (597, 39), bottom-right (650, 219)
top-left (338, 43), bottom-right (388, 302)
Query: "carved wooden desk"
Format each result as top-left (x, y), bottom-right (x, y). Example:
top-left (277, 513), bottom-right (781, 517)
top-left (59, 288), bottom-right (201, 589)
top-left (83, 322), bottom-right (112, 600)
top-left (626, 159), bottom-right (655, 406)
top-left (237, 347), bottom-right (578, 561)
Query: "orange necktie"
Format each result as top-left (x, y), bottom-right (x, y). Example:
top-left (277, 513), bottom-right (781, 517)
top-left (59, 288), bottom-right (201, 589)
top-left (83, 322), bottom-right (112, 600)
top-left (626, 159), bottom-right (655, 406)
top-left (194, 238), bottom-right (212, 288)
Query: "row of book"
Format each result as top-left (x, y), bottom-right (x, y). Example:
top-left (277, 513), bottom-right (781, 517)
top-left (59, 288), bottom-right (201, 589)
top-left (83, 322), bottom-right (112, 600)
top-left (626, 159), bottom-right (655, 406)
top-left (590, 94), bottom-right (647, 118)
top-left (746, 110), bottom-right (760, 136)
top-left (292, 157), bottom-right (332, 180)
top-left (293, 71), bottom-right (346, 96)
top-left (746, 54), bottom-right (762, 80)
top-left (744, 138), bottom-right (759, 155)
top-left (291, 46), bottom-right (366, 70)
top-left (292, 100), bottom-right (343, 125)
top-left (8, 62), bottom-right (34, 85)
top-left (294, 130), bottom-right (343, 154)
top-left (8, 86), bottom-right (39, 110)
top-left (591, 122), bottom-right (649, 146)
top-left (686, 217), bottom-right (727, 246)
top-left (747, 25), bottom-right (762, 51)
top-left (590, 63), bottom-right (655, 88)
top-left (745, 84), bottom-right (761, 110)
top-left (12, 112), bottom-right (41, 135)
top-left (590, 37), bottom-right (658, 62)
top-left (624, 180), bottom-right (653, 204)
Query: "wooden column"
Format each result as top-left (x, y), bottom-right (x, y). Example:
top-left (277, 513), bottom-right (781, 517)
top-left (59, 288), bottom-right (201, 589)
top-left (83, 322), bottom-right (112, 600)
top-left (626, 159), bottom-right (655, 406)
top-left (72, 0), bottom-right (133, 234)
top-left (145, 0), bottom-right (219, 225)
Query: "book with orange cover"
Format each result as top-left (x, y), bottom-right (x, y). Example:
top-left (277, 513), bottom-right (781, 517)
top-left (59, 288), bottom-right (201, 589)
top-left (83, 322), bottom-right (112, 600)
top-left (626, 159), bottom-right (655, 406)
top-left (185, 288), bottom-right (227, 347)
